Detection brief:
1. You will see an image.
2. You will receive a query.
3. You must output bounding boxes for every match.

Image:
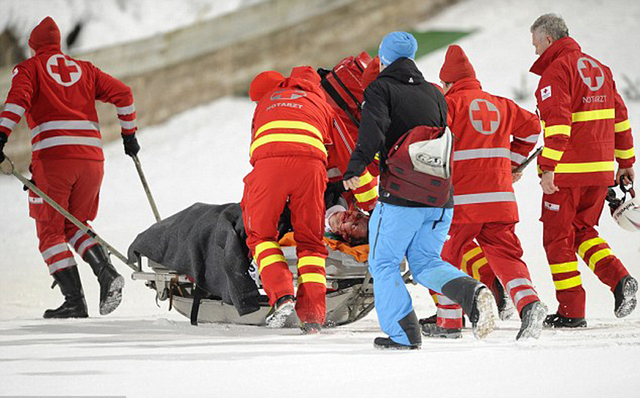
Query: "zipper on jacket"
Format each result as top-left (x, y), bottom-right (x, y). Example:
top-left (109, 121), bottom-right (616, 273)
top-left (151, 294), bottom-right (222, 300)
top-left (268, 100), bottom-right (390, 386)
top-left (372, 203), bottom-right (384, 259)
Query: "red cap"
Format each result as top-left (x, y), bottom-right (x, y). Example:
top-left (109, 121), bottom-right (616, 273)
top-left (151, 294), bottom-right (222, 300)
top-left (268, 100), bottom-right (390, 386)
top-left (249, 71), bottom-right (284, 101)
top-left (29, 17), bottom-right (61, 52)
top-left (439, 45), bottom-right (476, 83)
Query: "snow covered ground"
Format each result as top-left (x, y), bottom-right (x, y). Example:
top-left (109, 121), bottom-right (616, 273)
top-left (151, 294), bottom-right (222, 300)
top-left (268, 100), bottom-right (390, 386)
top-left (1, 0), bottom-right (639, 397)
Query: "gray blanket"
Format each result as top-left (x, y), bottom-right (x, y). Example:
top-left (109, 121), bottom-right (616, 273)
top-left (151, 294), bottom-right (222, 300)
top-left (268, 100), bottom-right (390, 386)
top-left (127, 202), bottom-right (261, 316)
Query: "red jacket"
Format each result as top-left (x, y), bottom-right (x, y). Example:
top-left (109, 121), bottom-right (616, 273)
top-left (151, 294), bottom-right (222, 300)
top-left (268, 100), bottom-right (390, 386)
top-left (250, 66), bottom-right (334, 165)
top-left (446, 77), bottom-right (540, 224)
top-left (530, 37), bottom-right (635, 186)
top-left (0, 45), bottom-right (136, 162)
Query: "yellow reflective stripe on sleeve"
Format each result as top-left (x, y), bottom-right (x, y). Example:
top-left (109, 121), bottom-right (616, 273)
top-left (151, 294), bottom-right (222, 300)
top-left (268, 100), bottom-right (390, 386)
top-left (297, 256), bottom-right (325, 269)
top-left (588, 248), bottom-right (613, 271)
top-left (298, 273), bottom-right (327, 285)
top-left (255, 120), bottom-right (323, 141)
top-left (374, 153), bottom-right (380, 161)
top-left (355, 187), bottom-right (378, 203)
top-left (471, 257), bottom-right (488, 280)
top-left (615, 119), bottom-right (631, 133)
top-left (258, 254), bottom-right (287, 273)
top-left (549, 261), bottom-right (579, 274)
top-left (544, 125), bottom-right (571, 138)
top-left (615, 148), bottom-right (635, 159)
top-left (255, 241), bottom-right (281, 258)
top-left (578, 237), bottom-right (606, 258)
top-left (359, 171), bottom-right (374, 187)
top-left (554, 161), bottom-right (615, 173)
top-left (541, 147), bottom-right (564, 161)
top-left (250, 134), bottom-right (327, 157)
top-left (431, 293), bottom-right (439, 304)
top-left (554, 275), bottom-right (582, 290)
top-left (571, 108), bottom-right (615, 122)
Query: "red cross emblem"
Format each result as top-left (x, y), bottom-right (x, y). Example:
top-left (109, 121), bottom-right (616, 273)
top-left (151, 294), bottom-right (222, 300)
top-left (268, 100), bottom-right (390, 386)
top-left (469, 99), bottom-right (500, 135)
top-left (46, 55), bottom-right (82, 87)
top-left (577, 57), bottom-right (604, 91)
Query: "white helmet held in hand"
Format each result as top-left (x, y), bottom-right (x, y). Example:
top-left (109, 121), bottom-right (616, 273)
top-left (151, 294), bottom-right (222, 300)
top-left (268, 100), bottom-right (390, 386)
top-left (612, 196), bottom-right (640, 232)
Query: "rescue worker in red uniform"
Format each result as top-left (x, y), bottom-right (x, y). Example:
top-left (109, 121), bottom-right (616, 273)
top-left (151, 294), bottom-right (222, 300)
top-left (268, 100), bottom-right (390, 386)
top-left (0, 17), bottom-right (139, 318)
top-left (430, 45), bottom-right (548, 340)
top-left (530, 14), bottom-right (637, 327)
top-left (242, 67), bottom-right (337, 333)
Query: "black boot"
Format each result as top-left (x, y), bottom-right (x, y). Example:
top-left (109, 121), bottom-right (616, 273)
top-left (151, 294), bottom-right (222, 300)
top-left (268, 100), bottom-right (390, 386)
top-left (83, 245), bottom-right (124, 315)
top-left (442, 277), bottom-right (496, 339)
top-left (543, 313), bottom-right (587, 328)
top-left (614, 275), bottom-right (638, 318)
top-left (43, 266), bottom-right (88, 319)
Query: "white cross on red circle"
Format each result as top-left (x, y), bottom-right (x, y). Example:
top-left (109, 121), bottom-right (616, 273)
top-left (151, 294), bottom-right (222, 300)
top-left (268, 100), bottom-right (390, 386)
top-left (46, 54), bottom-right (82, 87)
top-left (468, 99), bottom-right (500, 135)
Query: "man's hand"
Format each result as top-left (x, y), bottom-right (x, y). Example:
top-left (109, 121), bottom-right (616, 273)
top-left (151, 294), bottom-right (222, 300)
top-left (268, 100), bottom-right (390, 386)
top-left (122, 133), bottom-right (140, 157)
top-left (540, 171), bottom-right (559, 195)
top-left (0, 133), bottom-right (7, 164)
top-left (343, 176), bottom-right (361, 190)
top-left (616, 167), bottom-right (635, 186)
top-left (511, 165), bottom-right (523, 183)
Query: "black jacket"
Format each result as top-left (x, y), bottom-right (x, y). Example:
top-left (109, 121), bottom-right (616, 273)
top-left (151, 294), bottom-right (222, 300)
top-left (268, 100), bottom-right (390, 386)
top-left (343, 57), bottom-right (451, 207)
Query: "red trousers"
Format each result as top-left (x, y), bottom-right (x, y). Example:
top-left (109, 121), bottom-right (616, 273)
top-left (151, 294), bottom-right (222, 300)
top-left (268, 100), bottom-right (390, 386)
top-left (541, 186), bottom-right (629, 318)
top-left (29, 159), bottom-right (103, 274)
top-left (436, 222), bottom-right (540, 329)
top-left (241, 157), bottom-right (328, 324)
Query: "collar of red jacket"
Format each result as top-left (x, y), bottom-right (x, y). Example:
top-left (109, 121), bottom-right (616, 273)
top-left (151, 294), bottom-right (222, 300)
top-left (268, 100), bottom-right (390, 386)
top-left (35, 44), bottom-right (62, 56)
top-left (530, 36), bottom-right (581, 76)
top-left (280, 66), bottom-right (323, 96)
top-left (446, 77), bottom-right (482, 95)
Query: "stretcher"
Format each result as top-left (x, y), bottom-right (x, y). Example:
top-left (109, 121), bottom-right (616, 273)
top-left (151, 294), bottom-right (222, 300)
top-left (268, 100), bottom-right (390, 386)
top-left (131, 243), bottom-right (388, 327)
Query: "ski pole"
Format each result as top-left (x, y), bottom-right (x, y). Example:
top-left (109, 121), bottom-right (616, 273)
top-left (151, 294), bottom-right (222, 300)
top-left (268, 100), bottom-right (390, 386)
top-left (0, 156), bottom-right (136, 271)
top-left (514, 146), bottom-right (543, 173)
top-left (131, 154), bottom-right (161, 222)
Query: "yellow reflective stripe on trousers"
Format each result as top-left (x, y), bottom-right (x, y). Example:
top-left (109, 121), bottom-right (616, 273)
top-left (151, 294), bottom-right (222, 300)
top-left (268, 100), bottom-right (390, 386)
top-left (461, 247), bottom-right (483, 273)
top-left (615, 148), bottom-right (635, 159)
top-left (571, 108), bottom-right (615, 122)
top-left (588, 248), bottom-right (613, 271)
top-left (549, 261), bottom-right (578, 274)
top-left (297, 256), bottom-right (325, 269)
top-left (554, 275), bottom-right (582, 290)
top-left (577, 237), bottom-right (606, 258)
top-left (544, 124), bottom-right (571, 138)
top-left (298, 273), bottom-right (327, 285)
top-left (355, 186), bottom-right (378, 202)
top-left (255, 241), bottom-right (281, 258)
top-left (541, 147), bottom-right (564, 161)
top-left (471, 257), bottom-right (488, 280)
top-left (554, 161), bottom-right (615, 173)
top-left (358, 171), bottom-right (374, 187)
top-left (615, 119), bottom-right (631, 132)
top-left (259, 254), bottom-right (287, 273)
top-left (250, 134), bottom-right (327, 157)
top-left (254, 120), bottom-right (323, 140)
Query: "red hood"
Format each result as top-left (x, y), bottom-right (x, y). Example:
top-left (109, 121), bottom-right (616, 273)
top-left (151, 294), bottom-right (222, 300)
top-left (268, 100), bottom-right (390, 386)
top-left (281, 66), bottom-right (323, 96)
top-left (530, 36), bottom-right (581, 76)
top-left (446, 77), bottom-right (482, 96)
top-left (29, 16), bottom-right (61, 52)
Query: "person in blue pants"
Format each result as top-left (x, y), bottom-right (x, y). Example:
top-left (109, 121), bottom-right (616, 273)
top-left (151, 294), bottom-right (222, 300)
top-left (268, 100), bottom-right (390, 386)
top-left (343, 31), bottom-right (497, 349)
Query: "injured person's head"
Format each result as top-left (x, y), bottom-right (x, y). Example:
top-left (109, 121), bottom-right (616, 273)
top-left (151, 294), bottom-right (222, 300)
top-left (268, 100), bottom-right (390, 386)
top-left (326, 206), bottom-right (369, 246)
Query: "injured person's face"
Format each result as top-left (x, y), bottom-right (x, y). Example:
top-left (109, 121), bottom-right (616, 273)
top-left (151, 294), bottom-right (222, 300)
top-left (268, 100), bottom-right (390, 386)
top-left (328, 209), bottom-right (369, 245)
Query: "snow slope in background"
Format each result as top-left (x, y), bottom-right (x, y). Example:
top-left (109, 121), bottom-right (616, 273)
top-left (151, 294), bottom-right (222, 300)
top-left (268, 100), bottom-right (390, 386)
top-left (1, 0), bottom-right (639, 397)
top-left (0, 0), bottom-right (264, 53)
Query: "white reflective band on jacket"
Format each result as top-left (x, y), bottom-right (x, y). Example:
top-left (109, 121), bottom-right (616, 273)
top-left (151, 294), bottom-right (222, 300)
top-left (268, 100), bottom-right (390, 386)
top-left (32, 137), bottom-right (103, 152)
top-left (510, 152), bottom-right (527, 165)
top-left (41, 243), bottom-right (70, 261)
top-left (453, 192), bottom-right (516, 205)
top-left (4, 103), bottom-right (26, 117)
top-left (48, 257), bottom-right (77, 273)
top-left (31, 120), bottom-right (100, 139)
top-left (119, 119), bottom-right (137, 130)
top-left (116, 104), bottom-right (136, 115)
top-left (515, 133), bottom-right (540, 144)
top-left (453, 148), bottom-right (511, 161)
top-left (0, 117), bottom-right (17, 130)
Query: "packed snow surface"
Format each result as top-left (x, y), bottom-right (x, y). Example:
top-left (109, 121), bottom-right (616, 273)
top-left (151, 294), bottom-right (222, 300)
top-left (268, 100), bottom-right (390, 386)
top-left (1, 0), bottom-right (639, 397)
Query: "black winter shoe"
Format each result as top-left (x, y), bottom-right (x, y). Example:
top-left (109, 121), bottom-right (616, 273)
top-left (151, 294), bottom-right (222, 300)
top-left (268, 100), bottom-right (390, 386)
top-left (373, 337), bottom-right (421, 350)
top-left (419, 314), bottom-right (437, 324)
top-left (83, 245), bottom-right (124, 316)
top-left (493, 279), bottom-right (516, 321)
top-left (614, 275), bottom-right (638, 318)
top-left (43, 266), bottom-right (88, 319)
top-left (265, 295), bottom-right (295, 328)
top-left (301, 322), bottom-right (322, 334)
top-left (543, 313), bottom-right (587, 328)
top-left (421, 323), bottom-right (462, 339)
top-left (516, 301), bottom-right (548, 340)
top-left (469, 287), bottom-right (497, 340)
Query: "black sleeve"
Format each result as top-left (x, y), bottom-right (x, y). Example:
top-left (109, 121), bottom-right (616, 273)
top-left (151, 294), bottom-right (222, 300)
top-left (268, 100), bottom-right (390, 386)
top-left (343, 81), bottom-right (390, 180)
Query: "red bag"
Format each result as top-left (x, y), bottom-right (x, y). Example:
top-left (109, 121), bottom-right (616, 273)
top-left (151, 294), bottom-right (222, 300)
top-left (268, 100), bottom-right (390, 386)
top-left (381, 125), bottom-right (454, 206)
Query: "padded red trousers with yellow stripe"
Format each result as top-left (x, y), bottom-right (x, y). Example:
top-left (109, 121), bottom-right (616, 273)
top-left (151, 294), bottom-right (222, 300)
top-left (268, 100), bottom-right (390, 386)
top-left (542, 185), bottom-right (630, 318)
top-left (241, 157), bottom-right (328, 324)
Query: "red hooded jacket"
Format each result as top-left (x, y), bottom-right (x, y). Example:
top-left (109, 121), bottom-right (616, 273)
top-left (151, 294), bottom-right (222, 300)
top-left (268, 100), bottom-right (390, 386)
top-left (530, 37), bottom-right (635, 186)
top-left (446, 77), bottom-right (540, 223)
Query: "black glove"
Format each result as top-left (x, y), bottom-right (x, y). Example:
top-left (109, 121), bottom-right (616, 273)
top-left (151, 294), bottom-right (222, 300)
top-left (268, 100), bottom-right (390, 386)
top-left (0, 132), bottom-right (7, 164)
top-left (122, 133), bottom-right (140, 157)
